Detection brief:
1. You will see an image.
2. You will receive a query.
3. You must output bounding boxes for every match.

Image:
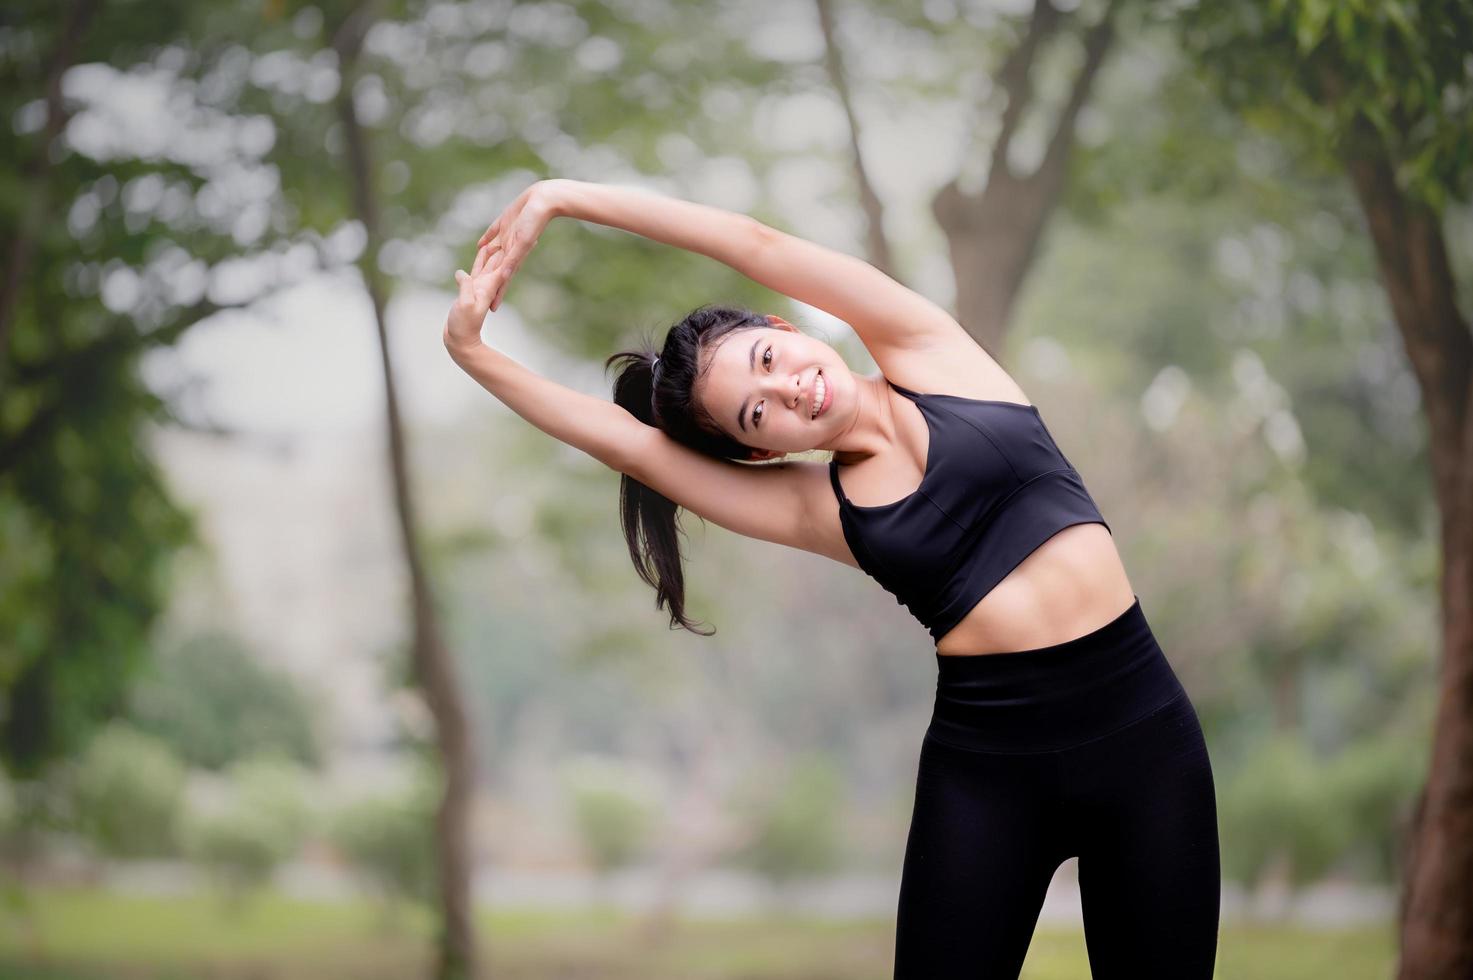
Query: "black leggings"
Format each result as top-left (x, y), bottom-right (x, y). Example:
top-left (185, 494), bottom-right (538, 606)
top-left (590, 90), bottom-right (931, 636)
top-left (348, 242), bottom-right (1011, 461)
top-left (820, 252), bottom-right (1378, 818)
top-left (895, 595), bottom-right (1220, 979)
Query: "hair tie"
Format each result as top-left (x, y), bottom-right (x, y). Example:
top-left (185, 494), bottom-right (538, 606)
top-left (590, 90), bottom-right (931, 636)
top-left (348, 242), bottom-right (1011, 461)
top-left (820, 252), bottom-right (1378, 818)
top-left (650, 355), bottom-right (662, 417)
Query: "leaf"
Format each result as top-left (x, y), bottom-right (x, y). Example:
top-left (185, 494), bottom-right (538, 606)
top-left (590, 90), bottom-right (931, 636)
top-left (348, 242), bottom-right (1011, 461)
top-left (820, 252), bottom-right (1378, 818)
top-left (1295, 0), bottom-right (1333, 51)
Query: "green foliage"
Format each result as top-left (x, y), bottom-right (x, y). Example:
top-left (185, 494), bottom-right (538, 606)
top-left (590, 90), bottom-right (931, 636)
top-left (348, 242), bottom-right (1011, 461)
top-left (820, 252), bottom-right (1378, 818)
top-left (1177, 0), bottom-right (1473, 208)
top-left (68, 724), bottom-right (186, 860)
top-left (560, 756), bottom-right (658, 875)
top-left (0, 372), bottom-right (197, 778)
top-left (182, 756), bottom-right (312, 903)
top-left (0, 771), bottom-right (14, 841)
top-left (728, 754), bottom-right (845, 886)
top-left (1318, 730), bottom-right (1427, 881)
top-left (126, 632), bottom-right (319, 771)
top-left (0, 0), bottom-right (260, 778)
top-left (1219, 733), bottom-right (1345, 886)
top-left (1218, 728), bottom-right (1427, 887)
top-left (329, 772), bottom-right (438, 910)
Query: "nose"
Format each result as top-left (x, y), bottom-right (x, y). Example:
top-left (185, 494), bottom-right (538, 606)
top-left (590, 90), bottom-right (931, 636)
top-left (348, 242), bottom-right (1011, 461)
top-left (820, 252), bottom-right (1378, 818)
top-left (766, 372), bottom-right (801, 408)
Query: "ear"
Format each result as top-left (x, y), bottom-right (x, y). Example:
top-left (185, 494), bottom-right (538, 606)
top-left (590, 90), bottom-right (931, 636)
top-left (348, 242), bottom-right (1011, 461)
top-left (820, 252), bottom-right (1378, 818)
top-left (764, 314), bottom-right (798, 333)
top-left (746, 448), bottom-right (785, 462)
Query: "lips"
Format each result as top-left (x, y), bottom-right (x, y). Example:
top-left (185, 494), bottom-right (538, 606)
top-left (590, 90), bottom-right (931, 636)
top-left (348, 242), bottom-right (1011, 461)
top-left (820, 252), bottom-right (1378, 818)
top-left (811, 370), bottom-right (828, 419)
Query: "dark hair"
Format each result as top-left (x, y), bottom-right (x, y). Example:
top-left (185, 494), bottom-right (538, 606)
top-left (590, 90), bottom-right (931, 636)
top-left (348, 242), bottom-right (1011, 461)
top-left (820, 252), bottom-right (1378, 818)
top-left (604, 304), bottom-right (772, 635)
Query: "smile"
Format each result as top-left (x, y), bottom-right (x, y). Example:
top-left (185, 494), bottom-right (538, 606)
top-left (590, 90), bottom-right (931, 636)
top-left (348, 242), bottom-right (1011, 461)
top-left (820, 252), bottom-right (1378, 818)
top-left (811, 371), bottom-right (829, 419)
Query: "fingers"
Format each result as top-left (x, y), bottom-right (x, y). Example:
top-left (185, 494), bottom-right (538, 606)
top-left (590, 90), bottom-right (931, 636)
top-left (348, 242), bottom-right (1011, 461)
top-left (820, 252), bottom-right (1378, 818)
top-left (466, 255), bottom-right (506, 313)
top-left (485, 252), bottom-right (515, 312)
top-left (471, 204), bottom-right (535, 313)
top-left (486, 218), bottom-right (509, 249)
top-left (471, 242), bottom-right (493, 276)
top-left (478, 182), bottom-right (540, 247)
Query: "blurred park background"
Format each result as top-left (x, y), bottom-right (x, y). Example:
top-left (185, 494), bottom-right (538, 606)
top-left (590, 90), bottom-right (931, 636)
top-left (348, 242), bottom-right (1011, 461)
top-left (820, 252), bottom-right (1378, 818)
top-left (2, 0), bottom-right (1471, 978)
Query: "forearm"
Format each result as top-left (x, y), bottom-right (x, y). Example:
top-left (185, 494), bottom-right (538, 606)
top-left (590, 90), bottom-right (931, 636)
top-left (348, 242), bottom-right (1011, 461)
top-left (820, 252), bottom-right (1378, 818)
top-left (550, 179), bottom-right (769, 278)
top-left (447, 342), bottom-right (644, 473)
top-left (547, 180), bottom-right (945, 353)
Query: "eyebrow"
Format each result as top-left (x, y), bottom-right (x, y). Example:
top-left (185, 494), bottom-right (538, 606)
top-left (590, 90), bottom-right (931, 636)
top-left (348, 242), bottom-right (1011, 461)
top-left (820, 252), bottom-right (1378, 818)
top-left (735, 336), bottom-right (761, 433)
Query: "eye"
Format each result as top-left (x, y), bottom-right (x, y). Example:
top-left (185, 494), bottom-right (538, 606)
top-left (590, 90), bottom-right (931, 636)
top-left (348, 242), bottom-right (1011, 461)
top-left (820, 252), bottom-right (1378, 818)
top-left (752, 345), bottom-right (774, 427)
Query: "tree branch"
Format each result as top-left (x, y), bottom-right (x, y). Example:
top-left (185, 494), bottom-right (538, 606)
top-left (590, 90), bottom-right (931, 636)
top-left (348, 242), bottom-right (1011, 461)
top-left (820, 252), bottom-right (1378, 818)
top-left (813, 0), bottom-right (897, 278)
top-left (1029, 0), bottom-right (1120, 190)
top-left (987, 0), bottom-right (1063, 184)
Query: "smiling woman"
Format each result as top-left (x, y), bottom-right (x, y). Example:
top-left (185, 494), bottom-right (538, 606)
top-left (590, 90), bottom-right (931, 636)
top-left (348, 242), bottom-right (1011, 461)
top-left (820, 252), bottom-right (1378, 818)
top-left (450, 177), bottom-right (901, 632)
top-left (449, 177), bottom-right (1221, 980)
top-left (600, 304), bottom-right (862, 633)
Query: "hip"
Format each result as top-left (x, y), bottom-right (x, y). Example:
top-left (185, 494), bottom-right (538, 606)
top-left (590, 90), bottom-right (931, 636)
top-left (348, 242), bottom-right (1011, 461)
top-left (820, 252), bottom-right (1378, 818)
top-left (925, 593), bottom-right (1191, 754)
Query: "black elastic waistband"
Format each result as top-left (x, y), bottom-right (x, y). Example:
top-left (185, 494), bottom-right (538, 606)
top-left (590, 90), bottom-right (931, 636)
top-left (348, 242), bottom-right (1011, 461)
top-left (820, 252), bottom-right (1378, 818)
top-left (926, 595), bottom-right (1186, 753)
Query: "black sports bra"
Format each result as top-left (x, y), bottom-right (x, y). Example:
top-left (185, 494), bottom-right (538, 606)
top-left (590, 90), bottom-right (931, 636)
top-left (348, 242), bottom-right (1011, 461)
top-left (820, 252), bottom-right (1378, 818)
top-left (829, 378), bottom-right (1111, 645)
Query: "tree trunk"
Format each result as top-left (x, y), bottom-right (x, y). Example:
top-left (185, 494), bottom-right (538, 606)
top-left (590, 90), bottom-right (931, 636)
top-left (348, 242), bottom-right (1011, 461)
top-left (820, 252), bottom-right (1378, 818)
top-left (932, 0), bottom-right (1119, 354)
top-left (815, 0), bottom-right (1118, 355)
top-left (1339, 118), bottom-right (1473, 980)
top-left (333, 6), bottom-right (479, 978)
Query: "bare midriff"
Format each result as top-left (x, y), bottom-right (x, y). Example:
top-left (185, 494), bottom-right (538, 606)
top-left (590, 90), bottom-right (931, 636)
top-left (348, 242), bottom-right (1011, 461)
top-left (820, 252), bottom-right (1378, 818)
top-left (934, 523), bottom-right (1137, 657)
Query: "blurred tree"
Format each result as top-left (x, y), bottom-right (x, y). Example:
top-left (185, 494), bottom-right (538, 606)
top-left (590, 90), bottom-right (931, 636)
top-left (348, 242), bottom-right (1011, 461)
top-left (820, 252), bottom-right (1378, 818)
top-left (561, 755), bottom-right (657, 897)
top-left (126, 631), bottom-right (319, 771)
top-left (726, 752), bottom-right (845, 903)
top-left (813, 0), bottom-right (1126, 352)
top-left (0, 0), bottom-right (325, 780)
top-left (0, 0), bottom-right (101, 352)
top-left (182, 754), bottom-right (312, 910)
top-left (330, 770), bottom-right (438, 927)
top-left (1178, 3), bottom-right (1473, 976)
top-left (221, 0), bottom-right (790, 973)
top-left (68, 723), bottom-right (186, 860)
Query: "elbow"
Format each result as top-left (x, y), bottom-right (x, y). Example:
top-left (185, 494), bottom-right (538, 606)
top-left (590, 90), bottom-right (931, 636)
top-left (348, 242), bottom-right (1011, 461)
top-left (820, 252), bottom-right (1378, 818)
top-left (605, 419), bottom-right (655, 481)
top-left (746, 216), bottom-right (779, 253)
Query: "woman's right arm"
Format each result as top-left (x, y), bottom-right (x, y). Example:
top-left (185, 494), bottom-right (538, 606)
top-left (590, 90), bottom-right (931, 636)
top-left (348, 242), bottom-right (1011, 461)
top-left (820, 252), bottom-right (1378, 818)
top-left (449, 339), bottom-right (853, 565)
top-left (445, 245), bottom-right (643, 473)
top-left (447, 343), bottom-right (644, 474)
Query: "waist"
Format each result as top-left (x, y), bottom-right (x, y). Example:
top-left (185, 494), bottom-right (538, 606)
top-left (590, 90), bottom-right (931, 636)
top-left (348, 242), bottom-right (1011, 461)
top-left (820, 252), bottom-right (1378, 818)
top-left (926, 594), bottom-right (1187, 753)
top-left (934, 526), bottom-right (1130, 655)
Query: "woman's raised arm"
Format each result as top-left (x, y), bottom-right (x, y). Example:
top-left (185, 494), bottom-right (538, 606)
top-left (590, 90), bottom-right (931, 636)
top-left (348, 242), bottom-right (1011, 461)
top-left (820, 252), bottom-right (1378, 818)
top-left (448, 343), bottom-right (646, 474)
top-left (480, 179), bottom-right (966, 356)
top-left (445, 245), bottom-right (645, 473)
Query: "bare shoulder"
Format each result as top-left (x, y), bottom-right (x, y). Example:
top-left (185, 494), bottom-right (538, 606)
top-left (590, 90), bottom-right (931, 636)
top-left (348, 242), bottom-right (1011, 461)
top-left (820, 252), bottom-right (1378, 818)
top-left (871, 320), bottom-right (1031, 403)
top-left (625, 428), bottom-right (859, 569)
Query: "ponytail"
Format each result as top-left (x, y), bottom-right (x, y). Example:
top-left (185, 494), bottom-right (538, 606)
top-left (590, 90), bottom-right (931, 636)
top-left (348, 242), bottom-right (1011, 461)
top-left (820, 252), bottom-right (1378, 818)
top-left (604, 305), bottom-right (769, 636)
top-left (605, 348), bottom-right (712, 635)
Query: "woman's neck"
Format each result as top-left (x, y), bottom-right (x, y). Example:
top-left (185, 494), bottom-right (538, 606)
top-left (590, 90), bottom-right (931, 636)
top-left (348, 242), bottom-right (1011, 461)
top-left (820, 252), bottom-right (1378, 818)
top-left (829, 373), bottom-right (899, 465)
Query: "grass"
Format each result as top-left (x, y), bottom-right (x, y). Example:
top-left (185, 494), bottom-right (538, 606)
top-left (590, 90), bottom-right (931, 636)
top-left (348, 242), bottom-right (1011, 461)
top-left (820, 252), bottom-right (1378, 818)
top-left (0, 887), bottom-right (1397, 979)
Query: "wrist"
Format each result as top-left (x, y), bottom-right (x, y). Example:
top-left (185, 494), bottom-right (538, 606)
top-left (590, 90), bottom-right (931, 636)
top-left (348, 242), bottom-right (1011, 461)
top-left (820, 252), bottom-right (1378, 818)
top-left (541, 178), bottom-right (580, 219)
top-left (444, 332), bottom-right (487, 364)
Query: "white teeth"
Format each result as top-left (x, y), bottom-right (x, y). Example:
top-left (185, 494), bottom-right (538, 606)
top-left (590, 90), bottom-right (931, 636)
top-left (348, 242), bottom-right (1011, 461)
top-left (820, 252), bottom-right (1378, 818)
top-left (811, 373), bottom-right (826, 418)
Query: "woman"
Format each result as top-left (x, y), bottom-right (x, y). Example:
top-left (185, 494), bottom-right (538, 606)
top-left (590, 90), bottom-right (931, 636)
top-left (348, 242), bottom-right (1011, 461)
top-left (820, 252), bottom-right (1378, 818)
top-left (445, 178), bottom-right (1221, 979)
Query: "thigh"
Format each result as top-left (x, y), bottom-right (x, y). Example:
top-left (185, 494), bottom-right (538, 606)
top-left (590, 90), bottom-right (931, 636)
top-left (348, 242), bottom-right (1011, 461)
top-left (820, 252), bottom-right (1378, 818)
top-left (894, 733), bottom-right (1067, 980)
top-left (1069, 692), bottom-right (1221, 980)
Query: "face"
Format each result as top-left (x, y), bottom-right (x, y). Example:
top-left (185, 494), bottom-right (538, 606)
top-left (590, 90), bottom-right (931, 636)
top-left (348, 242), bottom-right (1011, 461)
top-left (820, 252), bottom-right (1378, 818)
top-left (699, 315), bottom-right (846, 459)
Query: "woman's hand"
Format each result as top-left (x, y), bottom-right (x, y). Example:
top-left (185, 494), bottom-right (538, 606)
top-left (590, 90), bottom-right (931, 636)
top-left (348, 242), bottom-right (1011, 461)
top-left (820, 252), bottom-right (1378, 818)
top-left (476, 178), bottom-right (567, 312)
top-left (443, 242), bottom-right (501, 357)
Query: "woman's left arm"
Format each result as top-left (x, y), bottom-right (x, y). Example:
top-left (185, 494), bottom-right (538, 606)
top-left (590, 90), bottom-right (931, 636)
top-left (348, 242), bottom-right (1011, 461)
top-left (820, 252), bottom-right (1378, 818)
top-left (479, 179), bottom-right (965, 356)
top-left (476, 178), bottom-right (760, 312)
